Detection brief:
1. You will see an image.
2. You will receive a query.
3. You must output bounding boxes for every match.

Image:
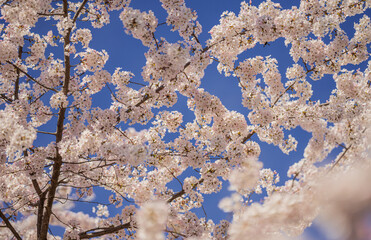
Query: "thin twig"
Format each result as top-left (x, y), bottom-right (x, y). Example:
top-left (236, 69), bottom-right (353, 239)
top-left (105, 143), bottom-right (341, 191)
top-left (6, 61), bottom-right (58, 92)
top-left (37, 131), bottom-right (57, 135)
top-left (79, 222), bottom-right (132, 239)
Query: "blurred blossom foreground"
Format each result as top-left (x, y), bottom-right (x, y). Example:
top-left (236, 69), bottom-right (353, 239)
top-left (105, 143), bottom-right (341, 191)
top-left (0, 0), bottom-right (370, 239)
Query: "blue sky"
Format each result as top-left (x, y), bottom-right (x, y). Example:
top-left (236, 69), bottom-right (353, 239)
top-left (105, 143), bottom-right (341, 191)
top-left (28, 0), bottom-right (371, 238)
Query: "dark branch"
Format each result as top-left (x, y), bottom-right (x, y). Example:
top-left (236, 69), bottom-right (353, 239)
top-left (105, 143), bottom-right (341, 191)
top-left (39, 0), bottom-right (89, 238)
top-left (0, 210), bottom-right (22, 240)
top-left (79, 222), bottom-right (132, 239)
top-left (14, 46), bottom-right (22, 101)
top-left (167, 179), bottom-right (204, 203)
top-left (6, 61), bottom-right (58, 92)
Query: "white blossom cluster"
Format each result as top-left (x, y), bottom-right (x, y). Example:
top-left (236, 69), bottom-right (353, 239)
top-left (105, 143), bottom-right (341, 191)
top-left (120, 7), bottom-right (158, 46)
top-left (0, 107), bottom-right (36, 159)
top-left (0, 0), bottom-right (370, 239)
top-left (137, 201), bottom-right (168, 240)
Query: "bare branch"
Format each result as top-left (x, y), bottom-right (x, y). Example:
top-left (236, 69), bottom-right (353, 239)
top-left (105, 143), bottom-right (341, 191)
top-left (37, 131), bottom-right (57, 135)
top-left (38, 13), bottom-right (64, 16)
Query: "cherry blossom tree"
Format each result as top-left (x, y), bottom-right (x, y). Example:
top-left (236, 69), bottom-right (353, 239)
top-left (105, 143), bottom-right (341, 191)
top-left (0, 0), bottom-right (370, 239)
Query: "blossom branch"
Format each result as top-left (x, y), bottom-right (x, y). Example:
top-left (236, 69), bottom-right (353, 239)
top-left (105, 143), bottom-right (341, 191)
top-left (39, 0), bottom-right (89, 239)
top-left (167, 179), bottom-right (204, 203)
top-left (0, 209), bottom-right (22, 240)
top-left (78, 222), bottom-right (132, 239)
top-left (13, 46), bottom-right (22, 101)
top-left (0, 93), bottom-right (13, 103)
top-left (6, 61), bottom-right (58, 92)
top-left (28, 149), bottom-right (49, 239)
